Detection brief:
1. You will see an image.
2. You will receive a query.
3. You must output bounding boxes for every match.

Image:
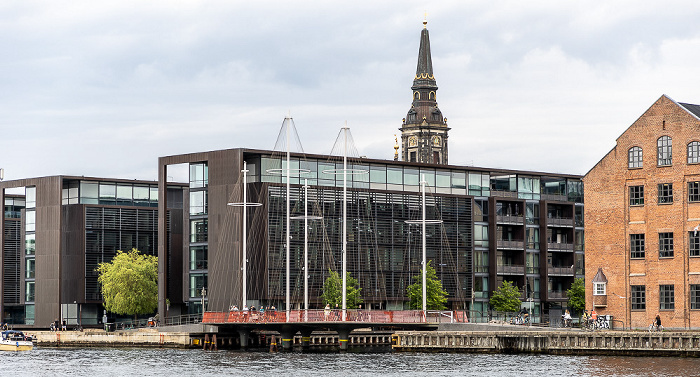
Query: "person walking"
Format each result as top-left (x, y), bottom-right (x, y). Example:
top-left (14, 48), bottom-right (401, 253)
top-left (655, 314), bottom-right (662, 331)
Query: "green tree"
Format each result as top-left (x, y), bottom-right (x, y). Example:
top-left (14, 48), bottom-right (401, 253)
top-left (97, 248), bottom-right (158, 318)
top-left (567, 277), bottom-right (586, 314)
top-left (320, 270), bottom-right (363, 309)
top-left (406, 261), bottom-right (448, 310)
top-left (489, 280), bottom-right (521, 312)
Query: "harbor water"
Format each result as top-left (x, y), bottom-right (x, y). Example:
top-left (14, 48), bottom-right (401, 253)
top-left (1, 347), bottom-right (700, 376)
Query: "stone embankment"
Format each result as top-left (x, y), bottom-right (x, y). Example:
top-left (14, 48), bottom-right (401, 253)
top-left (392, 329), bottom-right (700, 356)
top-left (28, 324), bottom-right (217, 348)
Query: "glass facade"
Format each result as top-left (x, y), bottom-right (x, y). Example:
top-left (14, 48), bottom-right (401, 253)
top-left (188, 162), bottom-right (209, 313)
top-left (265, 186), bottom-right (472, 306)
top-left (62, 180), bottom-right (158, 207)
top-left (24, 187), bottom-right (36, 316)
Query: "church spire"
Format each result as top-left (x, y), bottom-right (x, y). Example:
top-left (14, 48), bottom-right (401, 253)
top-left (413, 20), bottom-right (436, 91)
top-left (399, 19), bottom-right (450, 165)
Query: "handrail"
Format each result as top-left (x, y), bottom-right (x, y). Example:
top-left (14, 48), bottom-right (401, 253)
top-left (202, 309), bottom-right (466, 324)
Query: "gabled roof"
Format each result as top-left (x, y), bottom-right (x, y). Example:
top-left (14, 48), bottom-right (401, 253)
top-left (679, 102), bottom-right (700, 120)
top-left (592, 268), bottom-right (607, 283)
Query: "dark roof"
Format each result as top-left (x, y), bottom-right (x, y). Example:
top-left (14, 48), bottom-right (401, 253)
top-left (679, 102), bottom-right (700, 119)
top-left (592, 268), bottom-right (608, 283)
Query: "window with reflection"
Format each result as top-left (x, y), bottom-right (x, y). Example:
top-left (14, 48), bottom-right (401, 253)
top-left (190, 219), bottom-right (208, 243)
top-left (133, 186), bottom-right (150, 207)
top-left (525, 203), bottom-right (539, 225)
top-left (190, 191), bottom-right (207, 215)
top-left (526, 228), bottom-right (539, 249)
top-left (490, 174), bottom-right (515, 192)
top-left (25, 210), bottom-right (35, 232)
top-left (79, 181), bottom-right (99, 204)
top-left (116, 185), bottom-right (132, 206)
top-left (25, 186), bottom-right (36, 209)
top-left (420, 168), bottom-right (436, 187)
top-left (468, 172), bottom-right (489, 196)
top-left (689, 141), bottom-right (700, 164)
top-left (62, 181), bottom-right (79, 205)
top-left (628, 146), bottom-right (643, 168)
top-left (190, 245), bottom-right (208, 270)
top-left (189, 273), bottom-right (208, 298)
top-left (518, 176), bottom-right (540, 200)
top-left (542, 178), bottom-right (566, 197)
top-left (25, 281), bottom-right (35, 302)
top-left (657, 136), bottom-right (672, 166)
top-left (404, 168), bottom-right (419, 186)
top-left (99, 183), bottom-right (116, 205)
top-left (451, 171), bottom-right (466, 189)
top-left (25, 258), bottom-right (35, 279)
top-left (436, 170), bottom-right (451, 188)
top-left (25, 233), bottom-right (35, 255)
top-left (369, 165), bottom-right (386, 184)
top-left (190, 163), bottom-right (208, 188)
top-left (387, 166), bottom-right (403, 185)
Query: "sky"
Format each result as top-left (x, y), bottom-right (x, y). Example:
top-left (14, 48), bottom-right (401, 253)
top-left (2, 1), bottom-right (700, 183)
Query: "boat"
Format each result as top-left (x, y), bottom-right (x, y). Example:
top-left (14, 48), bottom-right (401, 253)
top-left (0, 330), bottom-right (33, 351)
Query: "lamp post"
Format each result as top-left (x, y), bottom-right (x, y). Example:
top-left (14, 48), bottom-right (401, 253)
top-left (201, 288), bottom-right (207, 313)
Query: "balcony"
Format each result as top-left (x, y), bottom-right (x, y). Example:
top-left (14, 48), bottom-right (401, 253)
top-left (547, 242), bottom-right (574, 252)
top-left (548, 290), bottom-right (568, 300)
top-left (497, 239), bottom-right (524, 249)
top-left (546, 217), bottom-right (574, 227)
top-left (541, 194), bottom-right (567, 202)
top-left (497, 264), bottom-right (525, 275)
top-left (547, 265), bottom-right (574, 276)
top-left (491, 190), bottom-right (518, 198)
top-left (496, 215), bottom-right (523, 225)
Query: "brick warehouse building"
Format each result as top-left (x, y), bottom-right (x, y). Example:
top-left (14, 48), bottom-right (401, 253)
top-left (584, 95), bottom-right (700, 329)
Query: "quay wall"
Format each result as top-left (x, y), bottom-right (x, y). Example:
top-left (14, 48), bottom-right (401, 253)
top-left (393, 330), bottom-right (700, 356)
top-left (29, 329), bottom-right (196, 348)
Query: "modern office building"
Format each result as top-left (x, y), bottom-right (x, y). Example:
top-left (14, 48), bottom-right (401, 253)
top-left (158, 147), bottom-right (584, 320)
top-left (584, 95), bottom-right (700, 329)
top-left (156, 22), bottom-right (585, 322)
top-left (0, 176), bottom-right (183, 328)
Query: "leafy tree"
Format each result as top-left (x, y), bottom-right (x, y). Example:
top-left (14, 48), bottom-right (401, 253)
top-left (97, 248), bottom-right (158, 318)
top-left (407, 261), bottom-right (448, 310)
top-left (567, 277), bottom-right (586, 314)
top-left (320, 270), bottom-right (363, 309)
top-left (489, 280), bottom-right (521, 312)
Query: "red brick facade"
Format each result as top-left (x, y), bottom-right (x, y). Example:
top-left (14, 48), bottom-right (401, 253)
top-left (584, 95), bottom-right (700, 329)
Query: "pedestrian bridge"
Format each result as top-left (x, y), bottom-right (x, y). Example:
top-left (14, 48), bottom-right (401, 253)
top-left (202, 309), bottom-right (467, 350)
top-left (203, 309), bottom-right (467, 324)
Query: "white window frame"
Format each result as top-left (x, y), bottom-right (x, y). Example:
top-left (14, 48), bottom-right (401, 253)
top-left (593, 282), bottom-right (607, 296)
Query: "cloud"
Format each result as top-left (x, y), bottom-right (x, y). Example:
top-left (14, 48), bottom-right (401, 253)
top-left (1, 1), bottom-right (700, 181)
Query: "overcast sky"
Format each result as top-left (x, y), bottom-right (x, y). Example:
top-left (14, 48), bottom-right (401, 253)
top-left (2, 1), bottom-right (700, 183)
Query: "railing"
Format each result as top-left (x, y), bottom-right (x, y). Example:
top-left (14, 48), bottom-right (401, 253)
top-left (496, 264), bottom-right (525, 275)
top-left (547, 242), bottom-right (574, 252)
top-left (547, 265), bottom-right (574, 276)
top-left (546, 217), bottom-right (574, 227)
top-left (203, 309), bottom-right (467, 324)
top-left (163, 313), bottom-right (203, 326)
top-left (496, 215), bottom-right (523, 224)
top-left (548, 291), bottom-right (568, 299)
top-left (497, 240), bottom-right (524, 249)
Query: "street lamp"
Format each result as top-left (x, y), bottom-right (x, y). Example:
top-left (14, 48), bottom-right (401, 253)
top-left (201, 288), bottom-right (207, 312)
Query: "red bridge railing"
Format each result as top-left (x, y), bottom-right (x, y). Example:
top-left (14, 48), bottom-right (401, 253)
top-left (203, 309), bottom-right (468, 324)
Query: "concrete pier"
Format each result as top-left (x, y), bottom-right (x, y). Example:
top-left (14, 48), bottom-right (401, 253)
top-left (393, 330), bottom-right (700, 356)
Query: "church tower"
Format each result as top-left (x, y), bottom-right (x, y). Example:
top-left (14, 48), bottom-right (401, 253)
top-left (400, 20), bottom-right (450, 164)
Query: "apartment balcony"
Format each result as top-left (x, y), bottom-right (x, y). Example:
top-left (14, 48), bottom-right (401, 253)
top-left (541, 194), bottom-right (567, 202)
top-left (548, 290), bottom-right (568, 300)
top-left (491, 190), bottom-right (518, 198)
top-left (547, 242), bottom-right (574, 252)
top-left (546, 217), bottom-right (574, 227)
top-left (547, 265), bottom-right (574, 276)
top-left (497, 239), bottom-right (525, 250)
top-left (496, 264), bottom-right (525, 275)
top-left (496, 215), bottom-right (524, 225)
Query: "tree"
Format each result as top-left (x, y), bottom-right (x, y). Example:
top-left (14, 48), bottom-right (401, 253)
top-left (567, 277), bottom-right (586, 314)
top-left (489, 280), bottom-right (521, 312)
top-left (97, 248), bottom-right (158, 318)
top-left (320, 270), bottom-right (363, 309)
top-left (406, 260), bottom-right (448, 310)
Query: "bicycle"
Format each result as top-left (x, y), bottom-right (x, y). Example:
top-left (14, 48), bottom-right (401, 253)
top-left (649, 323), bottom-right (664, 332)
top-left (595, 316), bottom-right (609, 330)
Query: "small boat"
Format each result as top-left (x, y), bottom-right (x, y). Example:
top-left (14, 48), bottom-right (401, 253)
top-left (0, 330), bottom-right (33, 351)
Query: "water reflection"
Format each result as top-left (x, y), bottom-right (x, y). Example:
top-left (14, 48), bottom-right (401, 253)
top-left (0, 348), bottom-right (697, 377)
